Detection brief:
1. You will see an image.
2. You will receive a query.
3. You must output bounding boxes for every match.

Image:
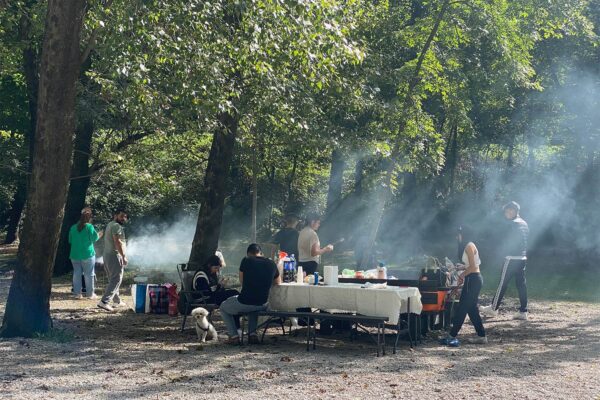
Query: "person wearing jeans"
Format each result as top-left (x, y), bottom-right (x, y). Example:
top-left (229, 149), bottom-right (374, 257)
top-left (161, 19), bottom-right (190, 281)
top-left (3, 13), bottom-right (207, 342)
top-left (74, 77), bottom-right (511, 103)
top-left (98, 209), bottom-right (128, 312)
top-left (440, 226), bottom-right (487, 347)
top-left (220, 244), bottom-right (280, 344)
top-left (69, 207), bottom-right (102, 299)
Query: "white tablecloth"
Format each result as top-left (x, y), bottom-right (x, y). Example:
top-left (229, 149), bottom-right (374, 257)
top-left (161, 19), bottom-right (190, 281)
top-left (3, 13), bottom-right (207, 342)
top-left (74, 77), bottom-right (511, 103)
top-left (268, 283), bottom-right (422, 325)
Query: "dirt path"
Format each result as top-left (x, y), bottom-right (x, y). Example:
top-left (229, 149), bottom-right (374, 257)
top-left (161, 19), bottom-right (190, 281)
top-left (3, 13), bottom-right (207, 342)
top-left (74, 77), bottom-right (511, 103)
top-left (0, 268), bottom-right (599, 399)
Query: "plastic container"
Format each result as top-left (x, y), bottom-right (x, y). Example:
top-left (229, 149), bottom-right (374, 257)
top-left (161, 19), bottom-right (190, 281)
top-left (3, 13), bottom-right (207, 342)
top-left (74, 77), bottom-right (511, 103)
top-left (131, 284), bottom-right (147, 313)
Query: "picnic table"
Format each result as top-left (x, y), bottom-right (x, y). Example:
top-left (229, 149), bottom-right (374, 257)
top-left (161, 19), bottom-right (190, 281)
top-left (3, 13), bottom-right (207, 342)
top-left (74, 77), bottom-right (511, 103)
top-left (268, 283), bottom-right (422, 324)
top-left (255, 283), bottom-right (423, 355)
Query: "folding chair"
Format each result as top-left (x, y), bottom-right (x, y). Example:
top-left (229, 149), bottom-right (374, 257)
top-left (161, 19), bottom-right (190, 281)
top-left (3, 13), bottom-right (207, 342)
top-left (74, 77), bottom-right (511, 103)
top-left (177, 263), bottom-right (217, 332)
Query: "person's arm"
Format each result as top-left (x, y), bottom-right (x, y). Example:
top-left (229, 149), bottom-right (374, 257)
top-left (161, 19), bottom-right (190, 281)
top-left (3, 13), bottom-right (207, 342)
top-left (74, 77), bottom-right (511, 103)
top-left (113, 234), bottom-right (127, 265)
top-left (239, 257), bottom-right (247, 289)
top-left (90, 225), bottom-right (99, 242)
top-left (273, 262), bottom-right (281, 285)
top-left (310, 242), bottom-right (333, 257)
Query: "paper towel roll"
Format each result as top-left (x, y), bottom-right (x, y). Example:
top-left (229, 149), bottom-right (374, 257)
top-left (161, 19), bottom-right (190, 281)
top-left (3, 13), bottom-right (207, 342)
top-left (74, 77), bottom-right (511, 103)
top-left (324, 265), bottom-right (338, 285)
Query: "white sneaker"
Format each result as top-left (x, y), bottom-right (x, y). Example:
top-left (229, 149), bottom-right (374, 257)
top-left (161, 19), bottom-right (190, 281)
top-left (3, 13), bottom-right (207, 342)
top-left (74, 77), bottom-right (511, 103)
top-left (73, 294), bottom-right (83, 300)
top-left (513, 311), bottom-right (528, 320)
top-left (97, 301), bottom-right (114, 312)
top-left (86, 293), bottom-right (98, 300)
top-left (479, 305), bottom-right (498, 317)
top-left (471, 336), bottom-right (488, 344)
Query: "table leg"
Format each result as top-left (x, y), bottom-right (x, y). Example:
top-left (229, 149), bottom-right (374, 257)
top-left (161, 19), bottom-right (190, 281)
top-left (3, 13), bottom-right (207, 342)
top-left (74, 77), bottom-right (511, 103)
top-left (382, 322), bottom-right (386, 356)
top-left (376, 324), bottom-right (380, 357)
top-left (305, 318), bottom-right (310, 351)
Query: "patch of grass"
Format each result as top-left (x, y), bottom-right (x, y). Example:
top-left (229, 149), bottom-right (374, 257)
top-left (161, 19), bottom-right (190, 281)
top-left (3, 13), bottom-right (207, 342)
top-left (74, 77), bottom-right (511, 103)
top-left (34, 328), bottom-right (75, 343)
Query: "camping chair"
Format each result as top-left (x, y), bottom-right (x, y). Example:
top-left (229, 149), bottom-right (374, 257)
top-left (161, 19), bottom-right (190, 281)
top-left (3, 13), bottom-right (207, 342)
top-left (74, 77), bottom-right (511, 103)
top-left (177, 263), bottom-right (218, 332)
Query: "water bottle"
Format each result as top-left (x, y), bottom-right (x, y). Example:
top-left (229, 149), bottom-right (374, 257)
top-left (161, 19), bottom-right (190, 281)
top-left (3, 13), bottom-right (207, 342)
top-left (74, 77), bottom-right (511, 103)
top-left (283, 257), bottom-right (293, 283)
top-left (290, 254), bottom-right (297, 283)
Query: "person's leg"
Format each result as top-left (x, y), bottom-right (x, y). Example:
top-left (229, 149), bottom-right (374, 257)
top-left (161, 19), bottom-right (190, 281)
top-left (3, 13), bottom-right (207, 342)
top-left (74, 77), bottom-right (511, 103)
top-left (247, 306), bottom-right (267, 335)
top-left (466, 275), bottom-right (486, 337)
top-left (72, 260), bottom-right (83, 295)
top-left (220, 296), bottom-right (244, 337)
top-left (492, 260), bottom-right (517, 310)
top-left (101, 254), bottom-right (122, 304)
top-left (449, 284), bottom-right (471, 337)
top-left (82, 257), bottom-right (95, 297)
top-left (515, 262), bottom-right (528, 312)
top-left (212, 289), bottom-right (240, 306)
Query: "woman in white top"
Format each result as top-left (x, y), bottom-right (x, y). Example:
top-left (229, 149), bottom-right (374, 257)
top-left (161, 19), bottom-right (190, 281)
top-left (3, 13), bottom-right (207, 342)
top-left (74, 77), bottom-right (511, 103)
top-left (440, 226), bottom-right (487, 347)
top-left (297, 214), bottom-right (333, 275)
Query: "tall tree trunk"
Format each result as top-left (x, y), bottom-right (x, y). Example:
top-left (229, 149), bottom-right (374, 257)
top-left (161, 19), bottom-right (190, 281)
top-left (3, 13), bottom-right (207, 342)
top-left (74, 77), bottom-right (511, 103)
top-left (286, 153), bottom-right (298, 211)
top-left (53, 120), bottom-right (94, 277)
top-left (188, 111), bottom-right (239, 266)
top-left (1, 0), bottom-right (87, 338)
top-left (251, 152), bottom-right (258, 243)
top-left (354, 157), bottom-right (364, 196)
top-left (447, 124), bottom-right (458, 193)
top-left (326, 149), bottom-right (345, 216)
top-left (3, 7), bottom-right (40, 245)
top-left (267, 165), bottom-right (275, 230)
top-left (3, 186), bottom-right (26, 244)
top-left (360, 0), bottom-right (452, 267)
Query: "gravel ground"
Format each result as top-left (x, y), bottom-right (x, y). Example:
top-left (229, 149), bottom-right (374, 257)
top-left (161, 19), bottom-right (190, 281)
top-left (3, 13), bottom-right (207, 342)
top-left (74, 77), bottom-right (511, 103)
top-left (0, 268), bottom-right (599, 400)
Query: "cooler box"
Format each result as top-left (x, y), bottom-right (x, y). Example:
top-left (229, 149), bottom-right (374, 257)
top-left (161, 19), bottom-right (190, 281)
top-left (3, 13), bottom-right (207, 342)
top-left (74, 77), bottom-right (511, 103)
top-left (131, 284), bottom-right (147, 313)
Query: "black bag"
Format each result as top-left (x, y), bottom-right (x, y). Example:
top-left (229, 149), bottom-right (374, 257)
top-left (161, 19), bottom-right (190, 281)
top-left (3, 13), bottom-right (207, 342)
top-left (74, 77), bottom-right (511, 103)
top-left (319, 311), bottom-right (352, 335)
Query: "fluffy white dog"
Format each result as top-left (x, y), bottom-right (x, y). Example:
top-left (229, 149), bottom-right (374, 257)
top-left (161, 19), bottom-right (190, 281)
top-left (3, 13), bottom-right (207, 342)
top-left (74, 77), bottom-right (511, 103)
top-left (191, 307), bottom-right (218, 342)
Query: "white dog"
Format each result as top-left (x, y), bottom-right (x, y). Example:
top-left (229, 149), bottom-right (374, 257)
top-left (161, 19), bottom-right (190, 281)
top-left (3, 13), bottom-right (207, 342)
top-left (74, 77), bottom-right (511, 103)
top-left (191, 307), bottom-right (218, 342)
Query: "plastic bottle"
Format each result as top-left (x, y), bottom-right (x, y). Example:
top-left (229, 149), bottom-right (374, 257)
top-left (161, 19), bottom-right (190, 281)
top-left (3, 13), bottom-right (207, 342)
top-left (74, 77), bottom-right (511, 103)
top-left (290, 254), bottom-right (297, 283)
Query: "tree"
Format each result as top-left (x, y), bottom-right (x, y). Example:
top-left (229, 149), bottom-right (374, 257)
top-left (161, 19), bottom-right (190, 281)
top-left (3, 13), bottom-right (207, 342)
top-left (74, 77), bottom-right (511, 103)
top-left (1, 0), bottom-right (87, 337)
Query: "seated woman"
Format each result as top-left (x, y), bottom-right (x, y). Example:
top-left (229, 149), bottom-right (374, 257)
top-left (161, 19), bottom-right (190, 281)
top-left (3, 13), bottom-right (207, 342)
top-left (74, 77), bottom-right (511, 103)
top-left (440, 226), bottom-right (487, 347)
top-left (193, 255), bottom-right (239, 306)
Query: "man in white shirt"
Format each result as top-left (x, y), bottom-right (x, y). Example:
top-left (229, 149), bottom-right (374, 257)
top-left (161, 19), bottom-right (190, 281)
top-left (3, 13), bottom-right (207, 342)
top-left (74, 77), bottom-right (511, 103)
top-left (297, 214), bottom-right (333, 275)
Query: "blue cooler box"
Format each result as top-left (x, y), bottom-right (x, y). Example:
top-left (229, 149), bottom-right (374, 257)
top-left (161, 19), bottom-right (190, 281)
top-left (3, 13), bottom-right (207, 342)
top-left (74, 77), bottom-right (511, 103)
top-left (131, 284), bottom-right (147, 313)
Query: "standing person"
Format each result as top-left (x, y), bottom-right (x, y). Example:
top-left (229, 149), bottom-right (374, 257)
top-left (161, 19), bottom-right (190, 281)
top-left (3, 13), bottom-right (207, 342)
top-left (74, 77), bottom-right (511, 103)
top-left (440, 226), bottom-right (487, 347)
top-left (480, 201), bottom-right (529, 320)
top-left (193, 254), bottom-right (239, 306)
top-left (271, 215), bottom-right (299, 257)
top-left (220, 244), bottom-right (280, 344)
top-left (69, 207), bottom-right (103, 299)
top-left (97, 209), bottom-right (128, 312)
top-left (297, 214), bottom-right (333, 276)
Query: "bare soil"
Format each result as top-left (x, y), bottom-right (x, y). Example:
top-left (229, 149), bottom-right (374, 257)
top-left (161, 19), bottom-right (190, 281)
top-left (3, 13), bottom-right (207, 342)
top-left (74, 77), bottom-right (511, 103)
top-left (0, 265), bottom-right (599, 399)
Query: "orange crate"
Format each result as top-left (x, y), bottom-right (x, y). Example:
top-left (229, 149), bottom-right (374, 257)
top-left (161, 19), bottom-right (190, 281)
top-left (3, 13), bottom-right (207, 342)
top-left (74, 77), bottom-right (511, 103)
top-left (421, 291), bottom-right (446, 312)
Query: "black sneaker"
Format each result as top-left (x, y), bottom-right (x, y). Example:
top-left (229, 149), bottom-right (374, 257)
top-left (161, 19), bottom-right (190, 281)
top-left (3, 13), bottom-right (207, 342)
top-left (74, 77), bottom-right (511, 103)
top-left (248, 334), bottom-right (261, 345)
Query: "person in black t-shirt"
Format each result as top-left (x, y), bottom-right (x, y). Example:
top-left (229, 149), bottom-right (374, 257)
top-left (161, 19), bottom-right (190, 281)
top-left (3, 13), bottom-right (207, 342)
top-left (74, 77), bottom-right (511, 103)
top-left (271, 215), bottom-right (299, 257)
top-left (220, 244), bottom-right (280, 344)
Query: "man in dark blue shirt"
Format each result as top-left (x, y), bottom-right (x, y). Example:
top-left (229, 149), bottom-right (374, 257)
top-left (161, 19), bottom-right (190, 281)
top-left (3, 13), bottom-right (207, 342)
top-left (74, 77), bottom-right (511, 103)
top-left (481, 201), bottom-right (530, 320)
top-left (220, 244), bottom-right (280, 344)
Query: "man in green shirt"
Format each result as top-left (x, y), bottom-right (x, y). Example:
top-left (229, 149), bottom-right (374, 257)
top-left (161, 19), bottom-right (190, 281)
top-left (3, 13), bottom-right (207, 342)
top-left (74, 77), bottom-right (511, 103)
top-left (98, 209), bottom-right (128, 312)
